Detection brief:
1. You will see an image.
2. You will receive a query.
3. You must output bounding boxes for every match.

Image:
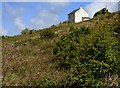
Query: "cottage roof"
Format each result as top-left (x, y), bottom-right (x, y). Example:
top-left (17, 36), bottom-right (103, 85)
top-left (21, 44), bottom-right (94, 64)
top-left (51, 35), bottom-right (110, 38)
top-left (68, 9), bottom-right (79, 15)
top-left (68, 6), bottom-right (88, 15)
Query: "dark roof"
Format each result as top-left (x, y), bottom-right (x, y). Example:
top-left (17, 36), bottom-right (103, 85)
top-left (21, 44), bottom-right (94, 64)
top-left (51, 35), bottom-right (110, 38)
top-left (68, 9), bottom-right (79, 15)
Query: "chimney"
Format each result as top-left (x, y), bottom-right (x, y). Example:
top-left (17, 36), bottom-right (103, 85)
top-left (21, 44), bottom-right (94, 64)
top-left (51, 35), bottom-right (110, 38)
top-left (80, 5), bottom-right (83, 9)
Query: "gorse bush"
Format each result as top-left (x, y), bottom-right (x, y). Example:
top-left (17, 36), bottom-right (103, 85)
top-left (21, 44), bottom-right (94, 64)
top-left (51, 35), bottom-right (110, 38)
top-left (21, 28), bottom-right (30, 34)
top-left (94, 8), bottom-right (110, 17)
top-left (53, 26), bottom-right (120, 87)
top-left (39, 29), bottom-right (55, 39)
top-left (21, 28), bottom-right (34, 35)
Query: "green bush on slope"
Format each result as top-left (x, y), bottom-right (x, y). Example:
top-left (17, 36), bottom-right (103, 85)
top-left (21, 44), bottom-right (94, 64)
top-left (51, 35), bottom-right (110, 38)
top-left (39, 29), bottom-right (55, 39)
top-left (94, 8), bottom-right (110, 17)
top-left (53, 26), bottom-right (120, 87)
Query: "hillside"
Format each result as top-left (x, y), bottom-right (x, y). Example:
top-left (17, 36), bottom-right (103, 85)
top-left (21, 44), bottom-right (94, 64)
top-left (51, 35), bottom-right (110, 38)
top-left (2, 11), bottom-right (120, 87)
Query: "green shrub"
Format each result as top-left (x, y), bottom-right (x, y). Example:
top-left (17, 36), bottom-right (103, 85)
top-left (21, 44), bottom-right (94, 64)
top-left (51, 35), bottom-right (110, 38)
top-left (21, 28), bottom-right (34, 35)
top-left (21, 28), bottom-right (30, 35)
top-left (53, 26), bottom-right (120, 87)
top-left (94, 8), bottom-right (110, 17)
top-left (40, 29), bottom-right (55, 39)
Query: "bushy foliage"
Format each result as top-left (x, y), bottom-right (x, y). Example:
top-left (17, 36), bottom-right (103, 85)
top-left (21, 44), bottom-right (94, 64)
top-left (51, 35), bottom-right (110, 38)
top-left (94, 8), bottom-right (110, 17)
top-left (39, 29), bottom-right (55, 39)
top-left (53, 26), bottom-right (120, 87)
top-left (21, 28), bottom-right (34, 35)
top-left (21, 28), bottom-right (30, 34)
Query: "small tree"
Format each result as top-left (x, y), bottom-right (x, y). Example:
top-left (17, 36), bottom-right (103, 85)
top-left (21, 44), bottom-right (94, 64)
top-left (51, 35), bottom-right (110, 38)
top-left (21, 28), bottom-right (30, 34)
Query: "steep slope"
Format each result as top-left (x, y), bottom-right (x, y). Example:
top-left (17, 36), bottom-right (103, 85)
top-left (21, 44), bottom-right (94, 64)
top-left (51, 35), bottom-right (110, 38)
top-left (2, 11), bottom-right (120, 87)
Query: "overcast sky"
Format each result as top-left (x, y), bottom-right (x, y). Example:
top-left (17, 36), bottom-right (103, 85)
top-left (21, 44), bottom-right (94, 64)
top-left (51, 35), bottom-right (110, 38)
top-left (1, 0), bottom-right (119, 36)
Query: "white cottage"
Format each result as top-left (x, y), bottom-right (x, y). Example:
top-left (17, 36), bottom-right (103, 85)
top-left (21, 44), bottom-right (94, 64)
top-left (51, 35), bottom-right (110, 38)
top-left (68, 6), bottom-right (90, 23)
